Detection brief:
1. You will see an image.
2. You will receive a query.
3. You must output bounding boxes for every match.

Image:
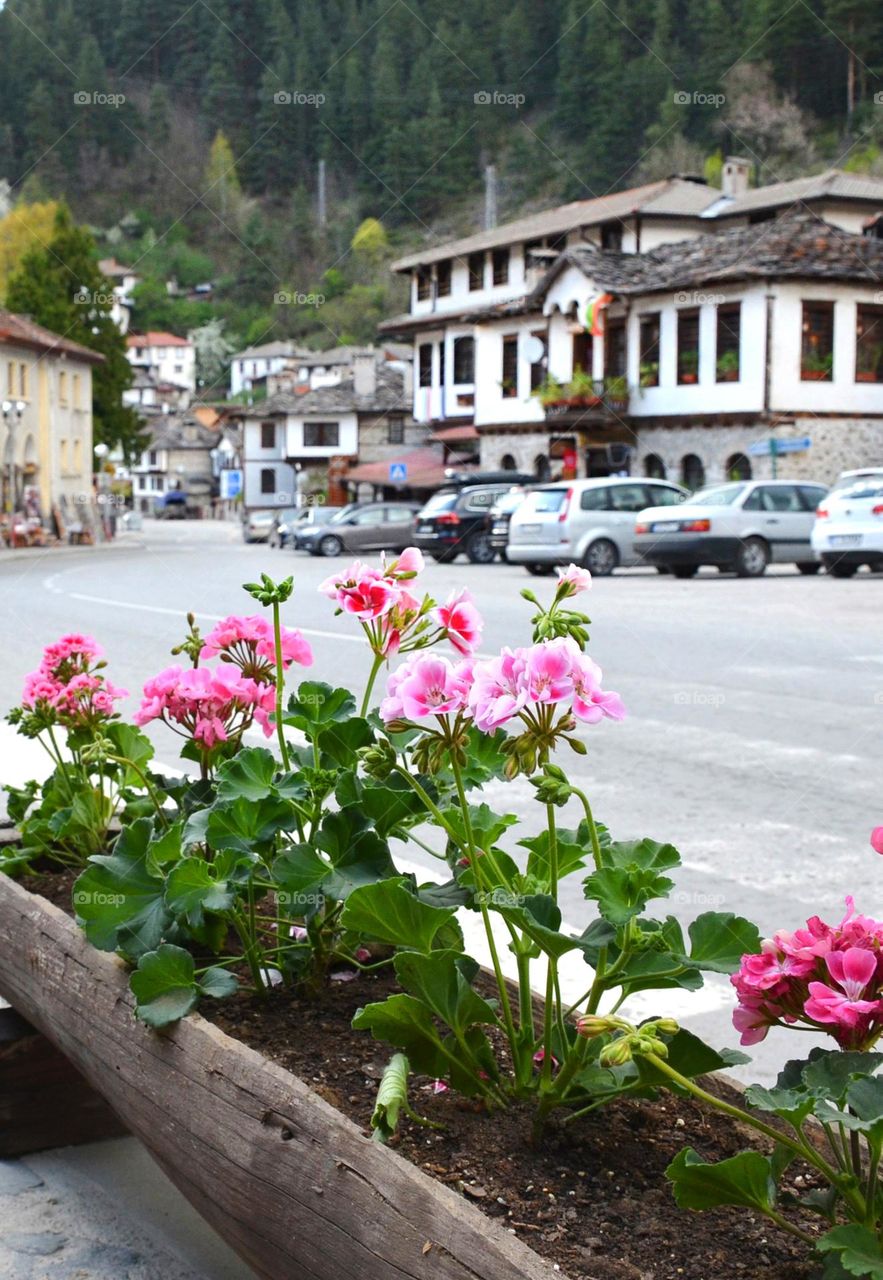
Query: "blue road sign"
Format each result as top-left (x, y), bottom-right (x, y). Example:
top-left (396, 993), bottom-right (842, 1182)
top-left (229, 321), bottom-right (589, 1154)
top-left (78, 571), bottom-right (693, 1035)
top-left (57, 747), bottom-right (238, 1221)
top-left (747, 437), bottom-right (811, 457)
top-left (389, 462), bottom-right (407, 483)
top-left (220, 469), bottom-right (243, 499)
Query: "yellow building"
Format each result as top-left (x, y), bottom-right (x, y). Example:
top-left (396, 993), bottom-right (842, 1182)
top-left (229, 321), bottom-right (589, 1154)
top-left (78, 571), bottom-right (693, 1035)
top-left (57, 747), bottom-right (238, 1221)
top-left (0, 309), bottom-right (103, 522)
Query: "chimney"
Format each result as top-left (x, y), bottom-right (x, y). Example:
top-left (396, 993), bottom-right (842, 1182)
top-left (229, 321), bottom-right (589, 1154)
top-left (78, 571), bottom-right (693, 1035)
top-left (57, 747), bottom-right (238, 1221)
top-left (353, 349), bottom-right (377, 398)
top-left (721, 156), bottom-right (751, 199)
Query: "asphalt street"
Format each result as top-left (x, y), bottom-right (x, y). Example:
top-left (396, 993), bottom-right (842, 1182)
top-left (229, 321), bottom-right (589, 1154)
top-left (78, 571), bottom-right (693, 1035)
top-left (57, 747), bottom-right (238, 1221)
top-left (1, 518), bottom-right (881, 1085)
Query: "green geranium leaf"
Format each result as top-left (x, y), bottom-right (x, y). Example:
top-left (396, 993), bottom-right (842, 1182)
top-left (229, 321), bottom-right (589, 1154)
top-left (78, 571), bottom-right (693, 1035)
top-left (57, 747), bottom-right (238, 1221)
top-left (146, 823), bottom-right (183, 872)
top-left (818, 1226), bottom-right (883, 1279)
top-left (194, 796), bottom-right (296, 853)
top-left (316, 717), bottom-right (374, 767)
top-left (198, 966), bottom-right (239, 1000)
top-left (215, 747), bottom-right (282, 802)
top-left (802, 1051), bottom-right (883, 1104)
top-left (444, 803), bottom-right (517, 852)
top-left (583, 866), bottom-right (675, 925)
top-left (285, 683), bottom-right (355, 735)
top-left (340, 877), bottom-right (456, 952)
top-left (666, 1147), bottom-right (776, 1213)
top-left (353, 994), bottom-right (490, 1096)
top-left (744, 1083), bottom-right (815, 1128)
top-left (638, 1029), bottom-right (748, 1088)
top-left (680, 912), bottom-right (762, 973)
top-left (165, 856), bottom-right (237, 927)
top-left (104, 722), bottom-right (155, 783)
top-left (604, 838), bottom-right (681, 872)
top-left (393, 950), bottom-right (500, 1036)
top-left (494, 893), bottom-right (582, 960)
top-left (521, 828), bottom-right (588, 887)
top-left (371, 1053), bottom-right (410, 1144)
top-left (273, 842), bottom-right (330, 910)
top-left (335, 774), bottom-right (428, 837)
top-left (74, 817), bottom-right (169, 958)
top-left (130, 944), bottom-right (199, 1027)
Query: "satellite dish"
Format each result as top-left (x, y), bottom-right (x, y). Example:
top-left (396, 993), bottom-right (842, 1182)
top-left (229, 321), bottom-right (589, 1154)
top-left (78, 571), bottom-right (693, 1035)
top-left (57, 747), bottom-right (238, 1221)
top-left (522, 335), bottom-right (546, 363)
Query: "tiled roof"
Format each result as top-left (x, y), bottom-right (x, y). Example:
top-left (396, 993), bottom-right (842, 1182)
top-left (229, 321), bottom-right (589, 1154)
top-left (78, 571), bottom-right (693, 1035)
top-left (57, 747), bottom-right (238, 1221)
top-left (0, 308), bottom-right (105, 364)
top-left (144, 416), bottom-right (221, 450)
top-left (390, 179), bottom-right (719, 270)
top-left (378, 295), bottom-right (538, 336)
top-left (534, 211), bottom-right (883, 299)
top-left (260, 364), bottom-right (410, 416)
top-left (127, 331), bottom-right (192, 347)
top-left (232, 339), bottom-right (306, 361)
top-left (710, 169), bottom-right (883, 219)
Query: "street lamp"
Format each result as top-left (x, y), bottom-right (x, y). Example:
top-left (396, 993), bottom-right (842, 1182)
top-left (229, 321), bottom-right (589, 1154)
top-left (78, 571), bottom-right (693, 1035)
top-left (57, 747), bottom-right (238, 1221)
top-left (2, 399), bottom-right (26, 514)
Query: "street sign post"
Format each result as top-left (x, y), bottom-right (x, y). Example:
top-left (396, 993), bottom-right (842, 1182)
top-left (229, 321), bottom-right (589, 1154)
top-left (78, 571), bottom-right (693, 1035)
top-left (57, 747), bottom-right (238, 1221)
top-left (220, 469), bottom-right (243, 500)
top-left (389, 462), bottom-right (407, 484)
top-left (747, 437), bottom-right (811, 478)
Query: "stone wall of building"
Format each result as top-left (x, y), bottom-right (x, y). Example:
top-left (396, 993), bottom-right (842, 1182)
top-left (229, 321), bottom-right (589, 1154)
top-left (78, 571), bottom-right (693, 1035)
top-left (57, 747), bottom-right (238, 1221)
top-left (479, 430), bottom-right (558, 475)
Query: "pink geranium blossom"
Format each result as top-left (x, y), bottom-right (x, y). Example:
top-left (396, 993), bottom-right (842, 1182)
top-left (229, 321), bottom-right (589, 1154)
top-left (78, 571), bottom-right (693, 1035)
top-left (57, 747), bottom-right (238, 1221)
top-left (134, 662), bottom-right (274, 748)
top-left (319, 562), bottom-right (401, 621)
top-left (200, 614), bottom-right (312, 679)
top-left (557, 564), bottom-right (592, 597)
top-left (381, 654), bottom-right (472, 721)
top-left (20, 634), bottom-right (126, 730)
top-left (871, 827), bottom-right (883, 855)
top-left (467, 639), bottom-right (625, 734)
top-left (433, 588), bottom-right (484, 655)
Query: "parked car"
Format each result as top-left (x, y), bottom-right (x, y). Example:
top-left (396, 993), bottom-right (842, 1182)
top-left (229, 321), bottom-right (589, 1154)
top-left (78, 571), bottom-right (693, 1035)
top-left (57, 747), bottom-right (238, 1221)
top-left (414, 484), bottom-right (524, 564)
top-left (242, 509), bottom-right (277, 543)
top-left (486, 488), bottom-right (530, 561)
top-left (156, 491), bottom-right (189, 520)
top-left (829, 467), bottom-right (883, 494)
top-left (634, 479), bottom-right (830, 578)
top-left (811, 479), bottom-right (883, 576)
top-left (300, 501), bottom-right (422, 556)
top-left (270, 505), bottom-right (342, 549)
top-left (507, 478), bottom-right (688, 576)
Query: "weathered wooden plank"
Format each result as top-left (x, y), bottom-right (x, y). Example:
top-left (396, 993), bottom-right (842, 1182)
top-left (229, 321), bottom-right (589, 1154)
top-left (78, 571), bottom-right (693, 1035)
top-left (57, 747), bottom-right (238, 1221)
top-left (0, 873), bottom-right (561, 1280)
top-left (0, 1005), bottom-right (128, 1156)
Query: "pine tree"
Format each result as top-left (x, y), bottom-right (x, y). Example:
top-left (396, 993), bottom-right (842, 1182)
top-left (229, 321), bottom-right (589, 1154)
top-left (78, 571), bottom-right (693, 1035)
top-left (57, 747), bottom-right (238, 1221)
top-left (5, 204), bottom-right (143, 458)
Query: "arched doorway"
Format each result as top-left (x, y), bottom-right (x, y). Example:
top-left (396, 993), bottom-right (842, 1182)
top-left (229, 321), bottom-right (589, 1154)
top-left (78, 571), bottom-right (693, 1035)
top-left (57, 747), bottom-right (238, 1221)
top-left (500, 453), bottom-right (517, 471)
top-left (534, 454), bottom-right (551, 481)
top-left (681, 453), bottom-right (705, 491)
top-left (643, 453), bottom-right (666, 479)
top-left (726, 452), bottom-right (751, 481)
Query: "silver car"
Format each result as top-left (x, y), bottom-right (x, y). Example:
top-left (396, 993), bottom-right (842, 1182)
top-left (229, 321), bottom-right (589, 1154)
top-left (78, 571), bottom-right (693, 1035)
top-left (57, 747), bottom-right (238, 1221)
top-left (301, 501), bottom-right (422, 556)
top-left (507, 477), bottom-right (688, 576)
top-left (634, 479), bottom-right (830, 578)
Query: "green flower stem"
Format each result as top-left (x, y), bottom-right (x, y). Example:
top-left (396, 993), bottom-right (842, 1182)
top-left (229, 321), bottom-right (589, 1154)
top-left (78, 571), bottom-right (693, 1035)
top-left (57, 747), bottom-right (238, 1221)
top-left (360, 648), bottom-right (385, 719)
top-left (106, 755), bottom-right (169, 829)
top-left (641, 1052), bottom-right (863, 1217)
top-left (390, 766), bottom-right (470, 855)
top-left (572, 786), bottom-right (604, 871)
top-left (230, 908), bottom-right (269, 997)
top-left (272, 600), bottom-right (291, 771)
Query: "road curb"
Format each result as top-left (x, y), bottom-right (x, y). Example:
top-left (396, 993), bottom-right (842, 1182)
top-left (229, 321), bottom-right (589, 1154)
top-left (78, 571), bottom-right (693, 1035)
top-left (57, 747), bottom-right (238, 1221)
top-left (0, 538), bottom-right (143, 565)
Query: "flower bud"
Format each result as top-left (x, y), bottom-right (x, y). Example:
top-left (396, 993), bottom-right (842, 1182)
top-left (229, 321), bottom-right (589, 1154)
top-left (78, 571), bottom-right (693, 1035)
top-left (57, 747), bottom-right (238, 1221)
top-left (599, 1036), bottom-right (633, 1068)
top-left (358, 738), bottom-right (397, 780)
top-left (653, 1018), bottom-right (680, 1036)
top-left (577, 1014), bottom-right (618, 1039)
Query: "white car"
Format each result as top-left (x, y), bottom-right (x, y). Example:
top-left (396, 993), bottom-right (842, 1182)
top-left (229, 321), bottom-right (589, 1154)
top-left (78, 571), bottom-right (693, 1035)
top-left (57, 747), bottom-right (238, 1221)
top-left (811, 480), bottom-right (883, 577)
top-left (634, 479), bottom-right (830, 578)
top-left (829, 467), bottom-right (883, 494)
top-left (506, 477), bottom-right (688, 576)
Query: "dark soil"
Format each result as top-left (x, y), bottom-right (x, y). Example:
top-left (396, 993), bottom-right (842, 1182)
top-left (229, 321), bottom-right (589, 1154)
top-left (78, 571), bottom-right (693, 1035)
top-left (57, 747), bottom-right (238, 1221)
top-left (17, 868), bottom-right (818, 1280)
top-left (206, 970), bottom-right (819, 1280)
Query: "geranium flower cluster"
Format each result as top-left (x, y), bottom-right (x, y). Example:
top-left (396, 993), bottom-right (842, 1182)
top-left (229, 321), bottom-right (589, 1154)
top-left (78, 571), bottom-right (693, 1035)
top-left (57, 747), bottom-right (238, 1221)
top-left (134, 614), bottom-right (313, 750)
top-left (732, 897), bottom-right (883, 1050)
top-left (319, 548), bottom-right (483, 659)
top-left (380, 635), bottom-right (625, 730)
top-left (134, 664), bottom-right (277, 749)
top-left (21, 634), bottom-right (127, 731)
top-left (200, 614), bottom-right (313, 681)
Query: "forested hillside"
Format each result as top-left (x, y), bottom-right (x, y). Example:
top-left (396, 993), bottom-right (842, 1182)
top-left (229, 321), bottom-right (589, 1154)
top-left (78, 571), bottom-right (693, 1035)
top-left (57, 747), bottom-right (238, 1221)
top-left (0, 0), bottom-right (880, 355)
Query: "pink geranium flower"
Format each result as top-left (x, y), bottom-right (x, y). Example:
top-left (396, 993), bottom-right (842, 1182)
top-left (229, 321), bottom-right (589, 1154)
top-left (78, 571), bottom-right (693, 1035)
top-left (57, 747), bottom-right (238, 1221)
top-left (201, 614), bottom-right (312, 677)
top-left (468, 647), bottom-right (528, 732)
top-left (805, 949), bottom-right (880, 1030)
top-left (557, 564), bottom-right (592, 597)
top-left (383, 654), bottom-right (472, 721)
top-left (433, 588), bottom-right (484, 655)
top-left (20, 633), bottom-right (126, 730)
top-left (871, 827), bottom-right (883, 855)
top-left (319, 562), bottom-right (400, 620)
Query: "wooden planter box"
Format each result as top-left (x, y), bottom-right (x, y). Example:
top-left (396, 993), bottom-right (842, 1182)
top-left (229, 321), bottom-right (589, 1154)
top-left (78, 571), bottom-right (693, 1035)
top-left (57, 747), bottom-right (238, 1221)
top-left (0, 872), bottom-right (559, 1280)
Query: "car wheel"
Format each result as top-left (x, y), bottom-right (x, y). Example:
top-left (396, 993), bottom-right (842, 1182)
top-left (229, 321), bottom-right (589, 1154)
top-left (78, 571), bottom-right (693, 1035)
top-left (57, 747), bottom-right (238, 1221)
top-left (525, 563), bottom-right (556, 576)
top-left (829, 561), bottom-right (859, 578)
top-left (672, 565), bottom-right (699, 579)
top-left (466, 532), bottom-right (495, 564)
top-left (431, 551), bottom-right (457, 564)
top-left (583, 539), bottom-right (618, 577)
top-left (735, 537), bottom-right (769, 578)
top-left (796, 562), bottom-right (821, 575)
top-left (318, 534), bottom-right (344, 557)
top-left (655, 565), bottom-right (670, 574)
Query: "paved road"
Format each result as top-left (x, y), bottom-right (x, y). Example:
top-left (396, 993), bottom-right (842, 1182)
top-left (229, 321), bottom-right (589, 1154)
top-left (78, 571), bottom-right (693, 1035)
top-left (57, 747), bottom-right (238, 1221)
top-left (2, 519), bottom-right (882, 1087)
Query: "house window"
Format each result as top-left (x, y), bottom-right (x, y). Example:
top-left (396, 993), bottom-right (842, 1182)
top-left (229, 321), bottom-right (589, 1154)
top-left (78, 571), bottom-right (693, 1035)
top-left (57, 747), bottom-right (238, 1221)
top-left (59, 371), bottom-right (68, 404)
top-left (388, 418), bottom-right (404, 444)
top-left (418, 343), bottom-right (433, 387)
top-left (530, 330), bottom-right (548, 391)
top-left (801, 301), bottom-right (834, 381)
top-left (501, 334), bottom-right (518, 398)
top-left (600, 222), bottom-right (623, 252)
top-left (639, 314), bottom-right (660, 386)
top-left (416, 267), bottom-right (431, 301)
top-left (73, 439), bottom-right (82, 473)
top-left (681, 453), bottom-right (705, 490)
top-left (6, 362), bottom-right (13, 393)
top-left (73, 374), bottom-right (81, 409)
top-left (260, 420), bottom-right (276, 449)
top-left (572, 331), bottom-right (592, 378)
top-left (492, 248), bottom-right (510, 286)
top-left (677, 310), bottom-right (700, 384)
top-left (452, 336), bottom-right (475, 384)
top-left (260, 468), bottom-right (276, 494)
top-left (468, 252), bottom-right (485, 291)
top-left (60, 439), bottom-right (68, 472)
top-left (148, 449), bottom-right (159, 466)
top-left (716, 303), bottom-right (741, 382)
top-left (855, 304), bottom-right (883, 382)
top-left (436, 260), bottom-right (452, 297)
top-left (439, 340), bottom-right (445, 388)
top-left (605, 318), bottom-right (626, 379)
top-left (304, 421), bottom-right (340, 447)
top-left (19, 363), bottom-right (27, 398)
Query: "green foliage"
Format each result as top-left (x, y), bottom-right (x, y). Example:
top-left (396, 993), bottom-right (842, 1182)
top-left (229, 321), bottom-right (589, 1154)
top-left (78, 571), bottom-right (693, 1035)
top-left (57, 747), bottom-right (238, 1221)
top-left (130, 944), bottom-right (237, 1027)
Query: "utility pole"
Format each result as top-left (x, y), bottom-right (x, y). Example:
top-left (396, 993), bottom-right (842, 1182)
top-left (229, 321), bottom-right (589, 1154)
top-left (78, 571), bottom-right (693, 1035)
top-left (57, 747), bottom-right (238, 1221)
top-left (484, 164), bottom-right (497, 230)
top-left (317, 159), bottom-right (327, 229)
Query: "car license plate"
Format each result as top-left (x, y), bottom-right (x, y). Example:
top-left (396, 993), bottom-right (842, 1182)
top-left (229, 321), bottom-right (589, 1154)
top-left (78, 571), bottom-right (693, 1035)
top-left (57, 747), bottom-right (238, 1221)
top-left (830, 534), bottom-right (862, 547)
top-left (417, 523), bottom-right (433, 533)
top-left (520, 523), bottom-right (541, 534)
top-left (651, 521), bottom-right (679, 533)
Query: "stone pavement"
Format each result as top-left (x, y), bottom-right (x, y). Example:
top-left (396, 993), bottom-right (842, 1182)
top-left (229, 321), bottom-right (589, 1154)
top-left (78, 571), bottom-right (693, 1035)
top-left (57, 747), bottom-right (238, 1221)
top-left (0, 1142), bottom-right (254, 1280)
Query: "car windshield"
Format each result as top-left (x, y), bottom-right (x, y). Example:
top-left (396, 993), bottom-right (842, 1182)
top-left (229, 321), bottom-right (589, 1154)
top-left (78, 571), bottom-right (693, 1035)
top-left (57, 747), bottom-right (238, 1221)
top-left (831, 471), bottom-right (883, 492)
top-left (523, 488), bottom-right (569, 514)
top-left (492, 490), bottom-right (527, 515)
top-left (420, 492), bottom-right (459, 515)
top-left (836, 484), bottom-right (883, 501)
top-left (328, 504), bottom-right (359, 524)
top-left (689, 484), bottom-right (747, 506)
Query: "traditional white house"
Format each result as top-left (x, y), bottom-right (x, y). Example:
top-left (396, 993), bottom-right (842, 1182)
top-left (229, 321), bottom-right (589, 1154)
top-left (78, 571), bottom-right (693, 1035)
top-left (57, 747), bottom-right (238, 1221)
top-left (97, 258), bottom-right (140, 334)
top-left (229, 340), bottom-right (306, 398)
top-left (126, 331), bottom-right (196, 403)
top-left (380, 164), bottom-right (883, 486)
